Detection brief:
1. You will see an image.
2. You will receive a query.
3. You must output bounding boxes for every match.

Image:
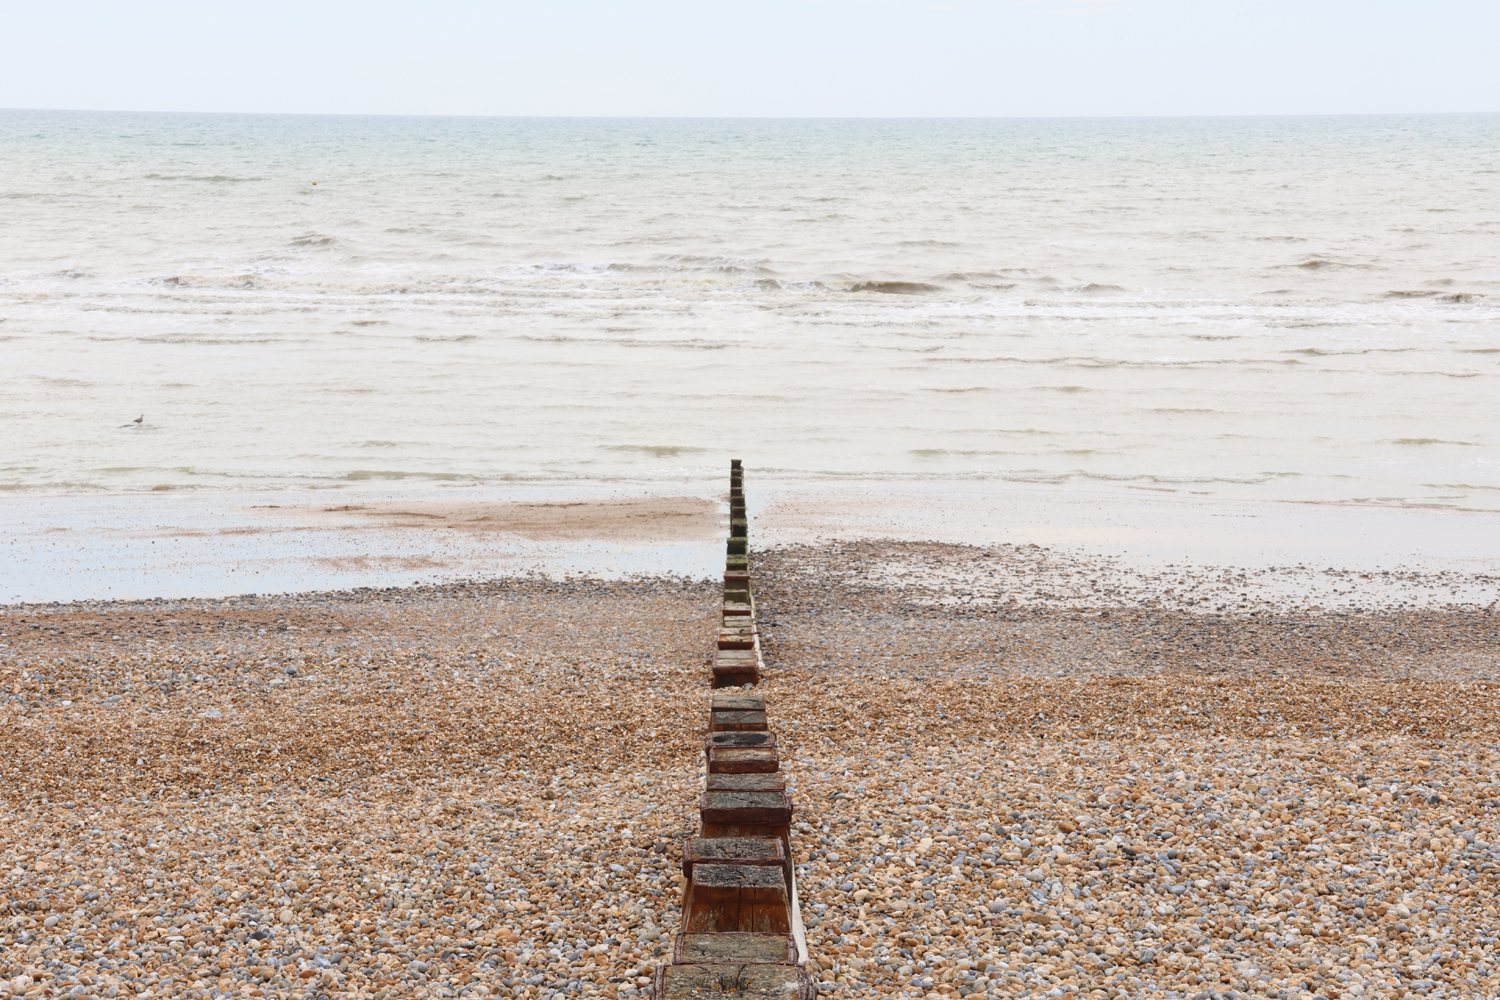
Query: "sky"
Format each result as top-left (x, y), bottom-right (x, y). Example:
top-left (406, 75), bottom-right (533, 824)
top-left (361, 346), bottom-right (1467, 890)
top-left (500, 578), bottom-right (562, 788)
top-left (3, 0), bottom-right (1498, 118)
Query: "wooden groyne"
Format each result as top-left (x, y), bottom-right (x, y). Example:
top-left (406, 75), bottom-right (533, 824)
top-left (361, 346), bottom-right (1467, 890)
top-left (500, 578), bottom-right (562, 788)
top-left (654, 461), bottom-right (816, 999)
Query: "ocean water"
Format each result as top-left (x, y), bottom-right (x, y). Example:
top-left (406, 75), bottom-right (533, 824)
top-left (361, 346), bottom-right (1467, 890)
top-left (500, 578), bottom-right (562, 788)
top-left (2, 110), bottom-right (1498, 509)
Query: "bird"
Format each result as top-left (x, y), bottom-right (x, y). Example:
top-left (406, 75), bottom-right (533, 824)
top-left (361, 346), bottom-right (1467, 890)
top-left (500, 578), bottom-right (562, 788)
top-left (133, 415), bottom-right (143, 424)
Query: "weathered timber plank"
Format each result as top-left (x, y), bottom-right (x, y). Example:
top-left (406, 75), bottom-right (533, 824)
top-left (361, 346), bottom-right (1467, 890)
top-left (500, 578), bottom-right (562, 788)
top-left (706, 732), bottom-right (776, 759)
top-left (683, 863), bottom-right (791, 934)
top-left (711, 693), bottom-right (766, 712)
top-left (709, 710), bottom-right (767, 732)
top-left (684, 836), bottom-right (783, 866)
top-left (707, 732), bottom-right (775, 750)
top-left (712, 663), bottom-right (759, 676)
top-left (699, 821), bottom-right (792, 889)
top-left (711, 652), bottom-right (760, 687)
top-left (672, 933), bottom-right (797, 966)
top-left (708, 747), bottom-right (778, 773)
top-left (654, 963), bottom-right (813, 1000)
top-left (682, 836), bottom-right (785, 883)
top-left (705, 772), bottom-right (783, 792)
top-left (700, 791), bottom-right (792, 826)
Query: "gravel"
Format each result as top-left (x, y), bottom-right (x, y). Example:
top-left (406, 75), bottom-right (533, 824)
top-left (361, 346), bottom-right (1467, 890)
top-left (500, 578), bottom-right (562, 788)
top-left (1, 541), bottom-right (1497, 1000)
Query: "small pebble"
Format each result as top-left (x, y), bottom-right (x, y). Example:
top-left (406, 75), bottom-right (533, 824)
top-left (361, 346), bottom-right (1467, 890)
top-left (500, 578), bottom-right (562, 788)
top-left (0, 542), bottom-right (1495, 1000)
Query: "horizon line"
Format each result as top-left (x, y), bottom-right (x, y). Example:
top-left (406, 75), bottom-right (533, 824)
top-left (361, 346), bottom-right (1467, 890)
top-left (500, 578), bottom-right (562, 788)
top-left (4, 106), bottom-right (1498, 122)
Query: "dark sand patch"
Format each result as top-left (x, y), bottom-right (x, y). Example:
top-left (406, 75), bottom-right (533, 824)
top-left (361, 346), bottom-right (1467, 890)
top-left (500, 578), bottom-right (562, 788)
top-left (280, 495), bottom-right (723, 543)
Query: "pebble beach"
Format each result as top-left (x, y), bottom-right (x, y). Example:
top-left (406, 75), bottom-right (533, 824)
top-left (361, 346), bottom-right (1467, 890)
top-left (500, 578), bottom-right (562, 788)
top-left (2, 540), bottom-right (1498, 1000)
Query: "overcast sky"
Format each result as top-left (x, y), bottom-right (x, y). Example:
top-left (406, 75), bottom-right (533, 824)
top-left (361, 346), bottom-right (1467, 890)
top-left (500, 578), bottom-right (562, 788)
top-left (4, 0), bottom-right (1497, 118)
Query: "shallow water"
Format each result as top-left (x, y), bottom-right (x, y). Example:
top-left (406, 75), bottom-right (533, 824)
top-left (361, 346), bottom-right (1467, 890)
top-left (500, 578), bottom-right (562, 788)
top-left (3, 111), bottom-right (1498, 507)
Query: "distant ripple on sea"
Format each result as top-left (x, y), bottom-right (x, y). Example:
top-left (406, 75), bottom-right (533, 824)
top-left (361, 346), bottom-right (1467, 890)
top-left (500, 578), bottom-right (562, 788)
top-left (1, 111), bottom-right (1497, 509)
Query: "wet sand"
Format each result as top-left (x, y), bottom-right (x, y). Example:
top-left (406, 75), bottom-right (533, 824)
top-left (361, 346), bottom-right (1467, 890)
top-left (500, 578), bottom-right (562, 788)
top-left (2, 541), bottom-right (1498, 1000)
top-left (5, 483), bottom-right (1498, 605)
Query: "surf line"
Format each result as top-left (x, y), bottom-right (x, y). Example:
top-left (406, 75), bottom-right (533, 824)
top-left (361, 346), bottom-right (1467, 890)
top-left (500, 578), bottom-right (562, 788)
top-left (653, 459), bottom-right (817, 998)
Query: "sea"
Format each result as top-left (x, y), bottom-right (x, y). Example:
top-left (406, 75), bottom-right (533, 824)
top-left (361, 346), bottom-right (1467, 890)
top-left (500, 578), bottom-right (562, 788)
top-left (3, 110), bottom-right (1498, 510)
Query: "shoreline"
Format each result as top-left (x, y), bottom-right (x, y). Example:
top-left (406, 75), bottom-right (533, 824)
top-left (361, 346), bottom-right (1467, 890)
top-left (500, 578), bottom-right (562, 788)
top-left (3, 482), bottom-right (1497, 609)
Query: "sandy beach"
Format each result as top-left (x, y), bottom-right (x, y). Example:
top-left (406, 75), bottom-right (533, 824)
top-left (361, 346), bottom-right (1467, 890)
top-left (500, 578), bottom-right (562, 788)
top-left (3, 533), bottom-right (1498, 1000)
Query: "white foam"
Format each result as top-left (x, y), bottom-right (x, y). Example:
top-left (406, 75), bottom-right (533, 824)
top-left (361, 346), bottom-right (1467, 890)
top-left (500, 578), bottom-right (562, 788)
top-left (1, 111), bottom-right (1497, 512)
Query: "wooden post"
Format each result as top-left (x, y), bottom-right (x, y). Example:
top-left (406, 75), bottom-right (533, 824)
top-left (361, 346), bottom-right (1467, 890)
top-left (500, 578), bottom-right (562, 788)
top-left (710, 710), bottom-right (767, 732)
top-left (700, 790), bottom-right (791, 826)
top-left (698, 790), bottom-right (795, 892)
top-left (705, 732), bottom-right (776, 753)
top-left (702, 797), bottom-right (798, 893)
top-left (705, 772), bottom-right (783, 793)
top-left (712, 652), bottom-right (759, 688)
top-left (707, 747), bottom-right (779, 773)
top-left (717, 629), bottom-right (756, 651)
top-left (672, 933), bottom-right (797, 966)
top-left (654, 964), bottom-right (814, 1000)
top-left (681, 836), bottom-right (785, 879)
top-left (711, 692), bottom-right (766, 712)
top-left (683, 863), bottom-right (791, 933)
